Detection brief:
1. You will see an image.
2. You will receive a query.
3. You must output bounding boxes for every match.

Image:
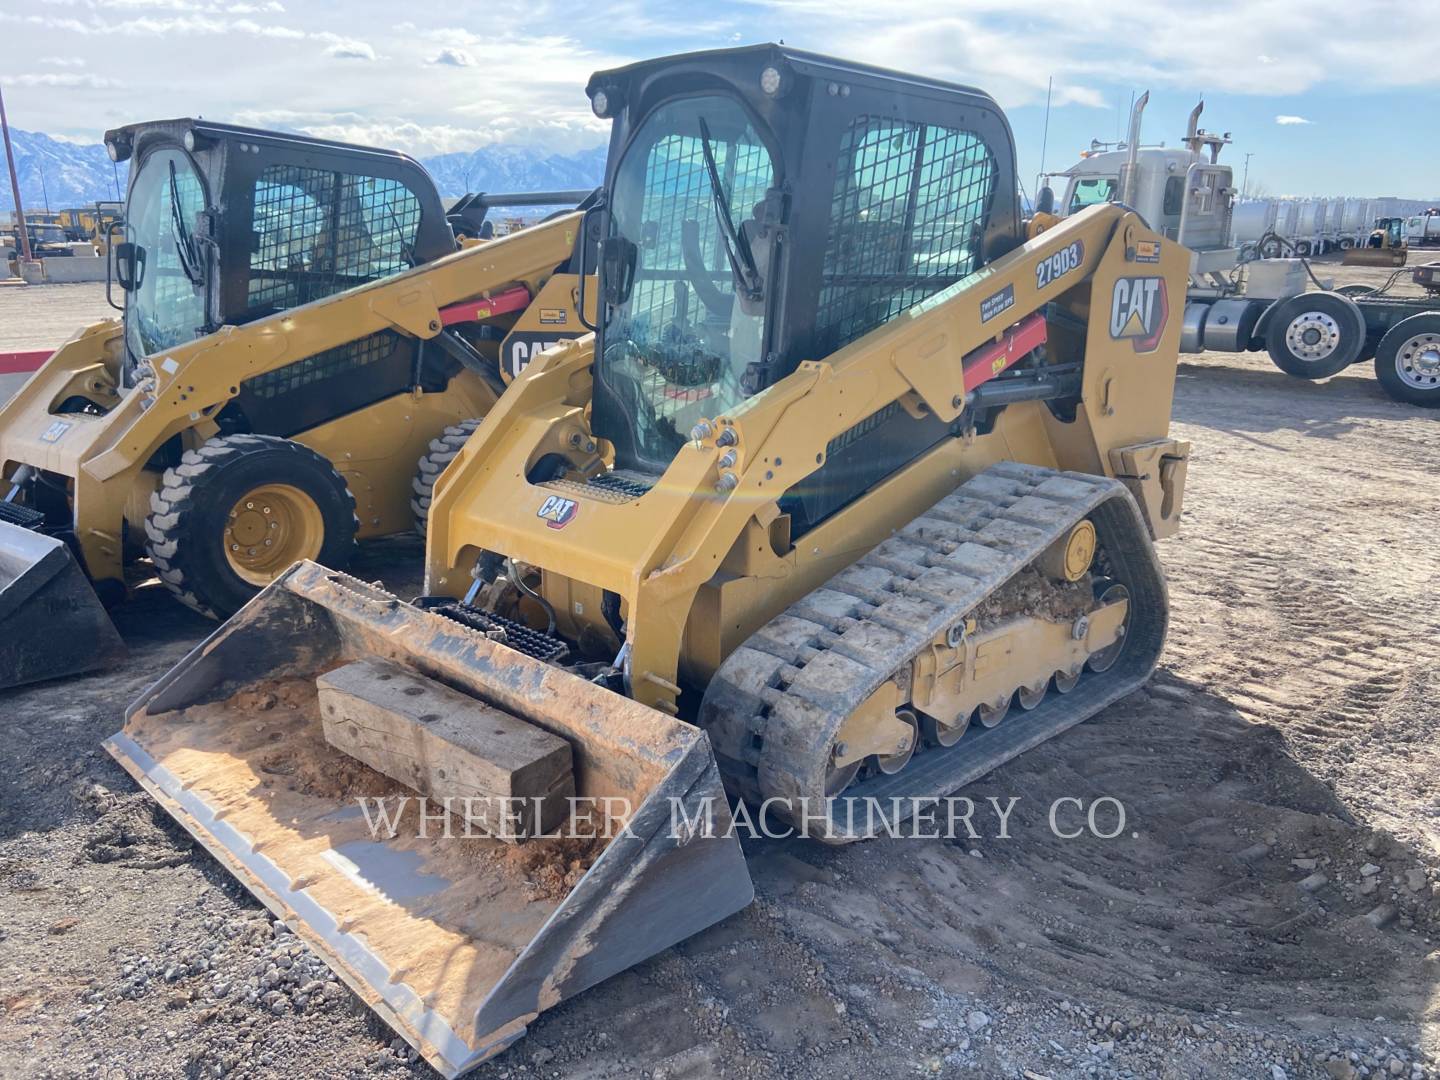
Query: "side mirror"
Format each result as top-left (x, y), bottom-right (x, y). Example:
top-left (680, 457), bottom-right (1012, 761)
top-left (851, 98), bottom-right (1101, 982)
top-left (113, 241), bottom-right (146, 292)
top-left (600, 235), bottom-right (638, 308)
top-left (1036, 185), bottom-right (1056, 215)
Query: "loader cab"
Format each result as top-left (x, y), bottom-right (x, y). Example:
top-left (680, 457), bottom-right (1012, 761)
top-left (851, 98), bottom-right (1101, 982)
top-left (105, 120), bottom-right (455, 414)
top-left (586, 44), bottom-right (1020, 516)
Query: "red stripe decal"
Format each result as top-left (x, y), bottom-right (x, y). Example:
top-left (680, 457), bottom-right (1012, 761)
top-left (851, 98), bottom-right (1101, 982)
top-left (0, 349), bottom-right (51, 375)
top-left (438, 285), bottom-right (533, 327)
top-left (961, 313), bottom-right (1048, 394)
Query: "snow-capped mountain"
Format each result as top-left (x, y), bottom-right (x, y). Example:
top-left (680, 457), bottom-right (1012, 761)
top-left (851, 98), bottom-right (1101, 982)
top-left (0, 129), bottom-right (127, 213)
top-left (0, 128), bottom-right (605, 213)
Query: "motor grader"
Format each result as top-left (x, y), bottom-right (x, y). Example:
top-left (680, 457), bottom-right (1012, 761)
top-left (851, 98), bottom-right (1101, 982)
top-left (108, 45), bottom-right (1191, 1077)
top-left (0, 118), bottom-right (593, 687)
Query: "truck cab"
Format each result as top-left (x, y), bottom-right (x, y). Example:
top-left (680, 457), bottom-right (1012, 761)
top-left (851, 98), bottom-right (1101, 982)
top-left (1046, 100), bottom-right (1237, 275)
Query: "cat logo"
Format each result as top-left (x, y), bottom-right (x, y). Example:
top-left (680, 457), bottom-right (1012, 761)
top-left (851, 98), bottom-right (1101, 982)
top-left (505, 332), bottom-right (580, 379)
top-left (537, 494), bottom-right (578, 529)
top-left (1109, 276), bottom-right (1169, 353)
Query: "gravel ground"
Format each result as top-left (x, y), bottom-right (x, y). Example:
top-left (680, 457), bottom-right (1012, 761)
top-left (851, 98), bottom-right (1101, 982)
top-left (0, 281), bottom-right (113, 351)
top-left (1, 261), bottom-right (1438, 1080)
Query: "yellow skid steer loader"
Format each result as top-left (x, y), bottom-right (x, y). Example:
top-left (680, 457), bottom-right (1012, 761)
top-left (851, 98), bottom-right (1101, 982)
top-left (110, 46), bottom-right (1191, 1075)
top-left (0, 119), bottom-right (593, 688)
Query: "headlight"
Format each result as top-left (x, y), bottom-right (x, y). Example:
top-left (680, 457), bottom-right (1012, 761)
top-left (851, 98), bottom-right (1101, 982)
top-left (183, 129), bottom-right (196, 151)
top-left (760, 66), bottom-right (783, 96)
top-left (591, 89), bottom-right (612, 118)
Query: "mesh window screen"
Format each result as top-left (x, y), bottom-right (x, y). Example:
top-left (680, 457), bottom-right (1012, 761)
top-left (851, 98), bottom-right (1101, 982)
top-left (815, 117), bottom-right (996, 354)
top-left (247, 165), bottom-right (421, 315)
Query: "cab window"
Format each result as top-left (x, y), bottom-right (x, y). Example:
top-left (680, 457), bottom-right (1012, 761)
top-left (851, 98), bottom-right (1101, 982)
top-left (1163, 176), bottom-right (1185, 217)
top-left (1068, 177), bottom-right (1116, 213)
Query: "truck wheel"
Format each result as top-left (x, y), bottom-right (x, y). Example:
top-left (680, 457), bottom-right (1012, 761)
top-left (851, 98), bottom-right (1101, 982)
top-left (412, 419), bottom-right (483, 535)
top-left (145, 433), bottom-right (358, 618)
top-left (1374, 314), bottom-right (1440, 407)
top-left (1338, 237), bottom-right (1355, 251)
top-left (1265, 293), bottom-right (1366, 379)
top-left (1258, 237), bottom-right (1284, 259)
top-left (1294, 240), bottom-right (1313, 257)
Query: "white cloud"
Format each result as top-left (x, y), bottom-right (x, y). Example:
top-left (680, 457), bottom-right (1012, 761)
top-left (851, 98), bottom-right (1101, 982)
top-left (9, 72), bottom-right (122, 89)
top-left (429, 47), bottom-right (473, 67)
top-left (1275, 114), bottom-right (1313, 125)
top-left (736, 0), bottom-right (1440, 105)
top-left (325, 39), bottom-right (376, 60)
top-left (39, 56), bottom-right (86, 66)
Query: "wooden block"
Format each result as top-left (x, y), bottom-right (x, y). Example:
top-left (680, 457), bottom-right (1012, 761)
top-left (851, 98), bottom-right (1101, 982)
top-left (316, 658), bottom-right (574, 840)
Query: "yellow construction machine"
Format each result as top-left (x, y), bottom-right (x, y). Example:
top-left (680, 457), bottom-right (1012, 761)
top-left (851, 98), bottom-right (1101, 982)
top-left (1344, 216), bottom-right (1408, 267)
top-left (109, 46), bottom-right (1190, 1076)
top-left (0, 119), bottom-right (593, 687)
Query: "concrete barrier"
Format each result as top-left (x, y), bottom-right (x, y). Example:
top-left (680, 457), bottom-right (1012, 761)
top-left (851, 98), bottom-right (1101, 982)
top-left (20, 256), bottom-right (109, 284)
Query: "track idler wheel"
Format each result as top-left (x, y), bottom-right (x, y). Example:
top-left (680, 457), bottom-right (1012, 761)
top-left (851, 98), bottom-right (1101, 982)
top-left (1085, 582), bottom-right (1131, 673)
top-left (873, 709), bottom-right (919, 775)
top-left (920, 709), bottom-right (970, 748)
top-left (977, 696), bottom-right (1011, 728)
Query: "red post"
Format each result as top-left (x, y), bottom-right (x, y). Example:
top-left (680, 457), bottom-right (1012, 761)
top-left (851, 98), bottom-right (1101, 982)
top-left (0, 81), bottom-right (34, 264)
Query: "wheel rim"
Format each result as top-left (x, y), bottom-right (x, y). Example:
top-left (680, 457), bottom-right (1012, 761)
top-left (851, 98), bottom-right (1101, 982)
top-left (874, 709), bottom-right (919, 775)
top-left (1086, 583), bottom-right (1131, 673)
top-left (1394, 333), bottom-right (1440, 390)
top-left (224, 482), bottom-right (325, 586)
top-left (1285, 312), bottom-right (1341, 362)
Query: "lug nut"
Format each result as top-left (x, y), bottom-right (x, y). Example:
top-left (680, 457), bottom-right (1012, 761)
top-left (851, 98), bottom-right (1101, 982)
top-left (1071, 615), bottom-right (1090, 640)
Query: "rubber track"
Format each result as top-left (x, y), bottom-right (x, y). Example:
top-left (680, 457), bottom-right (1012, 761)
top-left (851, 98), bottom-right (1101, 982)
top-left (411, 419), bottom-right (482, 536)
top-left (699, 461), bottom-right (1169, 841)
top-left (145, 433), bottom-right (358, 618)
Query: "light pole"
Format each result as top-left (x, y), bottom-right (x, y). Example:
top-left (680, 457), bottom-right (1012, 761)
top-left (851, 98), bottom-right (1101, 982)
top-left (0, 81), bottom-right (33, 264)
top-left (1241, 152), bottom-right (1253, 199)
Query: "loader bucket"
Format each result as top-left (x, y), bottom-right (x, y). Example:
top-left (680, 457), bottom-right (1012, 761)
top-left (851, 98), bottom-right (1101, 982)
top-left (0, 521), bottom-right (126, 689)
top-left (1343, 248), bottom-right (1407, 267)
top-left (105, 560), bottom-right (754, 1078)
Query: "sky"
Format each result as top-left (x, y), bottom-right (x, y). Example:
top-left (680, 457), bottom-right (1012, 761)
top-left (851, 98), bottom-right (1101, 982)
top-left (2, 0), bottom-right (1436, 199)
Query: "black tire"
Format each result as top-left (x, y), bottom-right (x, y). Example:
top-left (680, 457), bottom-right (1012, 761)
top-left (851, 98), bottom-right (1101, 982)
top-left (1258, 237), bottom-right (1284, 259)
top-left (145, 434), bottom-right (357, 618)
top-left (1264, 292), bottom-right (1366, 379)
top-left (1374, 313), bottom-right (1440, 407)
top-left (1338, 237), bottom-right (1355, 251)
top-left (1294, 239), bottom-right (1313, 257)
top-left (411, 419), bottom-right (483, 535)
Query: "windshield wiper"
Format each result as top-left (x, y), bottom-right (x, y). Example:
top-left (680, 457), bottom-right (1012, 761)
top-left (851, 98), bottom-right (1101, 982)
top-left (168, 160), bottom-right (204, 286)
top-left (696, 116), bottom-right (763, 303)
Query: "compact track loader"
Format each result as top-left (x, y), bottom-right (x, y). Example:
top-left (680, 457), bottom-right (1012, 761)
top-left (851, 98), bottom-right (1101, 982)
top-left (110, 45), bottom-right (1191, 1076)
top-left (0, 120), bottom-right (592, 687)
